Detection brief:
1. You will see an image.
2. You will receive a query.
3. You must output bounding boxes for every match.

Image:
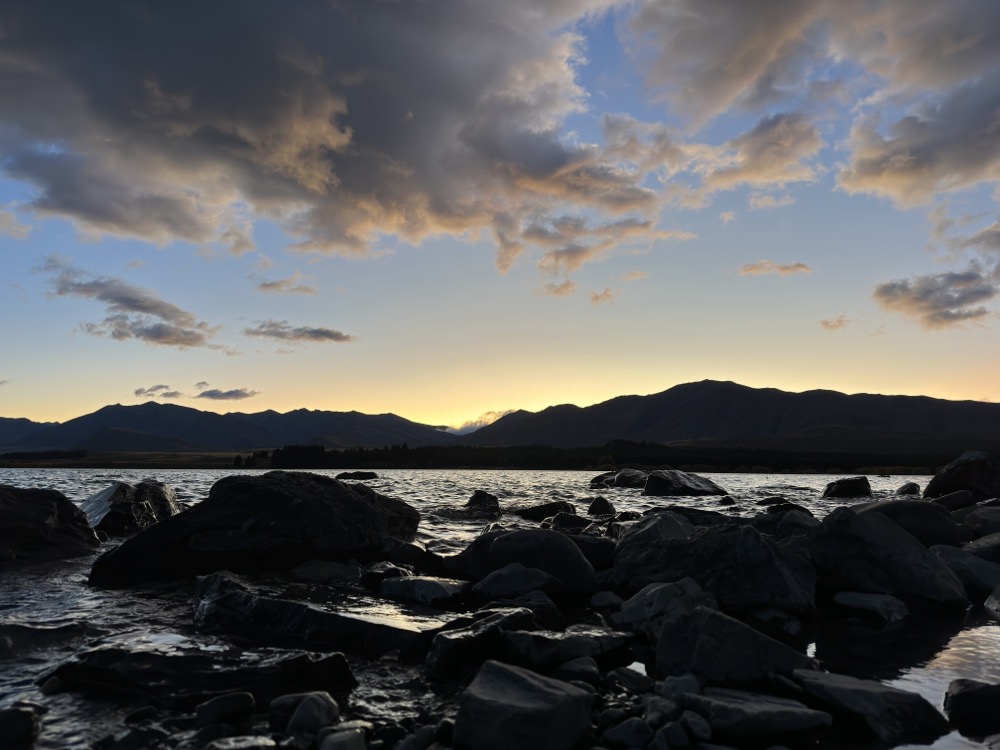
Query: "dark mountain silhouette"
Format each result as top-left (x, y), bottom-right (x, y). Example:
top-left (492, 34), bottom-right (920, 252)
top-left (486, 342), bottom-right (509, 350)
top-left (0, 417), bottom-right (50, 448)
top-left (464, 380), bottom-right (1000, 451)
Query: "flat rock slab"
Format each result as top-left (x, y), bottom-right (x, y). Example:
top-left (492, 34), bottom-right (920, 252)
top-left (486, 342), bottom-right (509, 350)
top-left (502, 624), bottom-right (632, 669)
top-left (42, 630), bottom-right (355, 710)
top-left (90, 471), bottom-right (420, 586)
top-left (380, 575), bottom-right (469, 605)
top-left (0, 484), bottom-right (100, 565)
top-left (794, 668), bottom-right (950, 744)
top-left (682, 688), bottom-right (832, 742)
top-left (453, 660), bottom-right (593, 750)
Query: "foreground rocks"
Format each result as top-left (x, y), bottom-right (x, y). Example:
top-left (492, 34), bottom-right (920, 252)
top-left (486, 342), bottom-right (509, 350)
top-left (0, 484), bottom-right (100, 564)
top-left (90, 471), bottom-right (420, 586)
top-left (80, 480), bottom-right (182, 536)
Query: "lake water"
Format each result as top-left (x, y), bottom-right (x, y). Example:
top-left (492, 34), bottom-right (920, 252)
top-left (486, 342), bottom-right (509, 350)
top-left (1, 467), bottom-right (999, 749)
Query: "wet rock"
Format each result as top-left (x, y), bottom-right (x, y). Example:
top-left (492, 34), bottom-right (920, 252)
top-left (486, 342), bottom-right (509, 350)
top-left (380, 576), bottom-right (469, 605)
top-left (895, 482), bottom-right (921, 496)
top-left (643, 469), bottom-right (728, 497)
top-left (380, 537), bottom-right (430, 569)
top-left (336, 471), bottom-right (378, 480)
top-left (544, 512), bottom-right (589, 533)
top-left (963, 532), bottom-right (1000, 564)
top-left (472, 562), bottom-right (562, 599)
top-left (452, 660), bottom-right (593, 750)
top-left (43, 630), bottom-right (355, 709)
top-left (856, 498), bottom-right (960, 547)
top-left (588, 497), bottom-right (615, 515)
top-left (984, 582), bottom-right (1000, 620)
top-left (925, 451), bottom-right (1000, 501)
top-left (196, 691), bottom-right (255, 726)
top-left (90, 471), bottom-right (420, 586)
top-left (603, 716), bottom-right (654, 747)
top-left (681, 688), bottom-right (831, 743)
top-left (426, 607), bottom-right (535, 678)
top-left (80, 481), bottom-right (181, 537)
top-left (963, 506), bottom-right (1000, 538)
top-left (290, 560), bottom-right (363, 583)
top-left (194, 571), bottom-right (447, 657)
top-left (612, 524), bottom-right (816, 615)
top-left (607, 665), bottom-right (654, 693)
top-left (944, 678), bottom-right (1000, 737)
top-left (550, 656), bottom-right (600, 684)
top-left (932, 544), bottom-right (1000, 593)
top-left (610, 578), bottom-right (717, 643)
top-left (931, 489), bottom-right (978, 511)
top-left (204, 736), bottom-right (277, 750)
top-left (589, 471), bottom-right (617, 489)
top-left (613, 468), bottom-right (649, 488)
top-left (480, 590), bottom-right (563, 629)
top-left (657, 674), bottom-right (703, 700)
top-left (319, 728), bottom-right (367, 750)
top-left (0, 484), bottom-right (100, 565)
top-left (286, 691), bottom-right (340, 735)
top-left (433, 528), bottom-right (512, 581)
top-left (467, 490), bottom-right (501, 514)
top-left (821, 476), bottom-right (872, 499)
top-left (656, 606), bottom-right (813, 685)
top-left (807, 507), bottom-right (968, 606)
top-left (590, 590), bottom-right (623, 609)
top-left (833, 591), bottom-right (909, 623)
top-left (568, 534), bottom-right (616, 572)
top-left (511, 501), bottom-right (575, 522)
top-left (794, 668), bottom-right (950, 744)
top-left (0, 706), bottom-right (40, 743)
top-left (490, 529), bottom-right (597, 595)
top-left (502, 624), bottom-right (632, 669)
top-left (651, 721), bottom-right (690, 748)
top-left (618, 512), bottom-right (695, 546)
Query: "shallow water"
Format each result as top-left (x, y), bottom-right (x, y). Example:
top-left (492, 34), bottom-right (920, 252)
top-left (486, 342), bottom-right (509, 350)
top-left (2, 468), bottom-right (999, 748)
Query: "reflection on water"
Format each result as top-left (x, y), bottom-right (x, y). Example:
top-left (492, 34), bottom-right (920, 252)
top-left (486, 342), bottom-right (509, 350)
top-left (2, 467), bottom-right (1000, 748)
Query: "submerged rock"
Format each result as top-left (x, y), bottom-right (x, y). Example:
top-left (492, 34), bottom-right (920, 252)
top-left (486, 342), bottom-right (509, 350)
top-left (0, 484), bottom-right (100, 565)
top-left (80, 480), bottom-right (181, 537)
top-left (90, 471), bottom-right (420, 586)
top-left (821, 476), bottom-right (872, 499)
top-left (511, 501), bottom-right (574, 522)
top-left (452, 660), bottom-right (593, 750)
top-left (466, 490), bottom-right (501, 514)
top-left (643, 469), bottom-right (728, 497)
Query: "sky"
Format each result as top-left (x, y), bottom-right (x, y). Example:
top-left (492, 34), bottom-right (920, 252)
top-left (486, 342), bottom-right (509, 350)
top-left (3, 0), bottom-right (1000, 429)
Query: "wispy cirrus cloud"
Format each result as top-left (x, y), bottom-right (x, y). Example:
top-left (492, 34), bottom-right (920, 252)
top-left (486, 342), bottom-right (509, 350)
top-left (40, 256), bottom-right (219, 348)
top-left (589, 287), bottom-right (618, 305)
top-left (244, 320), bottom-right (356, 343)
top-left (820, 313), bottom-right (850, 331)
top-left (739, 260), bottom-right (812, 276)
top-left (255, 272), bottom-right (318, 295)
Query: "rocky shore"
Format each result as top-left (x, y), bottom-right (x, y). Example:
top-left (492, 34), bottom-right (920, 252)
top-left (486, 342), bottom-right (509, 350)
top-left (4, 451), bottom-right (1000, 748)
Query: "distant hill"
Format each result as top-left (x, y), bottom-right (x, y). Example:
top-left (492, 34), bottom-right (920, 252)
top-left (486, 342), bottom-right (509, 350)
top-left (4, 401), bottom-right (460, 452)
top-left (464, 380), bottom-right (1000, 453)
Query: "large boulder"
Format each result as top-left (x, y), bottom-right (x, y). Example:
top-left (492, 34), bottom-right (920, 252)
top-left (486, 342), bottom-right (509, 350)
top-left (610, 578), bottom-right (718, 643)
top-left (821, 476), bottom-right (872, 499)
top-left (452, 660), bottom-right (593, 750)
top-left (613, 468), bottom-right (649, 488)
top-left (932, 544), bottom-right (1000, 593)
top-left (925, 451), bottom-right (1000, 501)
top-left (643, 469), bottom-right (728, 497)
top-left (0, 484), bottom-right (100, 564)
top-left (489, 529), bottom-right (597, 595)
top-left (855, 499), bottom-right (960, 547)
top-left (89, 471), bottom-right (419, 586)
top-left (681, 688), bottom-right (832, 743)
top-left (80, 481), bottom-right (182, 536)
top-left (944, 678), bottom-right (1000, 737)
top-left (806, 508), bottom-right (968, 606)
top-left (962, 506), bottom-right (1000, 539)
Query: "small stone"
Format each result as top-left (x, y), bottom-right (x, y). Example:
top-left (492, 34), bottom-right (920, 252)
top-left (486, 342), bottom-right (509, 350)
top-left (657, 674), bottom-right (702, 699)
top-left (0, 707), bottom-right (39, 743)
top-left (680, 709), bottom-right (712, 741)
top-left (653, 721), bottom-right (691, 748)
top-left (589, 590), bottom-right (623, 609)
top-left (320, 728), bottom-right (368, 750)
top-left (196, 691), bottom-right (255, 727)
top-left (602, 716), bottom-right (654, 747)
top-left (588, 497), bottom-right (616, 516)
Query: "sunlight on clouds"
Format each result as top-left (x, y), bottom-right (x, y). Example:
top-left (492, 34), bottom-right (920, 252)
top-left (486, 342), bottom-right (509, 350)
top-left (820, 313), bottom-right (850, 331)
top-left (739, 260), bottom-right (812, 276)
top-left (873, 269), bottom-right (998, 329)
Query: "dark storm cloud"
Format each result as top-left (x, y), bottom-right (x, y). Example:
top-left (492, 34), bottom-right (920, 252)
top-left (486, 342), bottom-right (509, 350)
top-left (244, 320), bottom-right (356, 343)
top-left (195, 388), bottom-right (259, 401)
top-left (41, 257), bottom-right (217, 347)
top-left (873, 270), bottom-right (997, 329)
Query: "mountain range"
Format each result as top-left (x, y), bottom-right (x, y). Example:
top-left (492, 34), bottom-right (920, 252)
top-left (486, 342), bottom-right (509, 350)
top-left (4, 380), bottom-right (1000, 455)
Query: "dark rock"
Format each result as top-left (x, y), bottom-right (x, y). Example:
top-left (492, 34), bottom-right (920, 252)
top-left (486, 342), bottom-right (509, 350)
top-left (681, 688), bottom-right (831, 742)
top-left (0, 706), bottom-right (40, 743)
top-left (963, 531), bottom-right (1000, 564)
top-left (930, 489), bottom-right (978, 511)
top-left (643, 470), bottom-right (727, 497)
top-left (590, 590), bottom-right (624, 609)
top-left (567, 533), bottom-right (616, 572)
top-left (90, 471), bottom-right (419, 586)
top-left (618, 512), bottom-right (695, 546)
top-left (319, 729), bottom-right (366, 749)
top-left (550, 656), bottom-right (601, 685)
top-left (362, 560), bottom-right (412, 587)
top-left (651, 721), bottom-right (689, 748)
top-left (764, 502), bottom-right (812, 516)
top-left (0, 484), bottom-right (100, 565)
top-left (290, 560), bottom-right (363, 583)
top-left (194, 571), bottom-right (447, 657)
top-left (717, 496), bottom-right (736, 506)
top-left (612, 524), bottom-right (816, 615)
top-left (603, 716), bottom-right (654, 747)
top-left (856, 499), bottom-right (960, 547)
top-left (932, 544), bottom-right (1000, 593)
top-left (511, 501), bottom-right (575, 522)
top-left (614, 468), bottom-right (649, 488)
top-left (472, 563), bottom-right (562, 599)
top-left (588, 497), bottom-right (616, 515)
top-left (925, 451), bottom-right (1000, 501)
top-left (794, 668), bottom-right (950, 744)
top-left (196, 692), bottom-right (255, 727)
top-left (610, 578), bottom-right (717, 643)
top-left (479, 590), bottom-right (563, 630)
top-left (381, 537), bottom-right (430, 569)
top-left (42, 630), bottom-right (355, 709)
top-left (807, 507), bottom-right (968, 606)
top-left (544, 512), bottom-right (590, 532)
top-left (832, 592), bottom-right (909, 623)
top-left (490, 529), bottom-right (597, 595)
top-left (432, 528), bottom-right (510, 581)
top-left (425, 607), bottom-right (535, 677)
top-left (81, 481), bottom-right (181, 537)
top-left (944, 678), bottom-right (1000, 737)
top-left (821, 476), bottom-right (872, 499)
top-left (380, 576), bottom-right (469, 605)
top-left (502, 624), bottom-right (632, 669)
top-left (606, 666), bottom-right (654, 694)
top-left (452, 660), bottom-right (593, 750)
top-left (895, 482), bottom-right (921, 496)
top-left (286, 691), bottom-right (340, 735)
top-left (204, 737), bottom-right (278, 750)
top-left (985, 582), bottom-right (1000, 620)
top-left (467, 490), bottom-right (501, 514)
top-left (963, 506), bottom-right (1000, 538)
top-left (335, 471), bottom-right (379, 480)
top-left (590, 471), bottom-right (617, 489)
top-left (656, 606), bottom-right (813, 684)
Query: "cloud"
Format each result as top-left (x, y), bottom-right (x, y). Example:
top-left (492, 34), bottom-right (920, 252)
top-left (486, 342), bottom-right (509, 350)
top-left (873, 269), bottom-right (997, 329)
top-left (134, 384), bottom-right (183, 399)
top-left (718, 211), bottom-right (736, 224)
top-left (195, 388), bottom-right (260, 401)
top-left (622, 271), bottom-right (648, 282)
top-left (0, 379), bottom-right (8, 387)
top-left (0, 209), bottom-right (30, 238)
top-left (539, 279), bottom-right (577, 297)
top-left (589, 287), bottom-right (618, 305)
top-left (194, 381), bottom-right (210, 391)
top-left (448, 409), bottom-right (517, 435)
top-left (256, 272), bottom-right (317, 295)
top-left (820, 313), bottom-right (850, 331)
top-left (749, 192), bottom-right (795, 210)
top-left (739, 260), bottom-right (812, 276)
top-left (40, 257), bottom-right (218, 348)
top-left (244, 320), bottom-right (356, 343)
